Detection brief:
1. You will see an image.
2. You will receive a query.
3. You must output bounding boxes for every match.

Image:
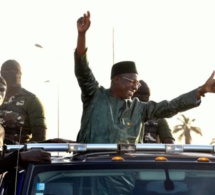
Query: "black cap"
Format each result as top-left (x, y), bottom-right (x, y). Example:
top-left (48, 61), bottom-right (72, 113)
top-left (111, 61), bottom-right (138, 79)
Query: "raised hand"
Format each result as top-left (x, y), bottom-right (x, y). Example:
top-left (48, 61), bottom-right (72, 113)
top-left (77, 11), bottom-right (91, 34)
top-left (204, 71), bottom-right (215, 93)
top-left (197, 71), bottom-right (215, 97)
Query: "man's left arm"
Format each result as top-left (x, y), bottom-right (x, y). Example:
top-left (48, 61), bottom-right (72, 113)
top-left (27, 96), bottom-right (47, 142)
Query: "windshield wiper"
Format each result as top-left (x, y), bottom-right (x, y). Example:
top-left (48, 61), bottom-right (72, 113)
top-left (164, 169), bottom-right (174, 191)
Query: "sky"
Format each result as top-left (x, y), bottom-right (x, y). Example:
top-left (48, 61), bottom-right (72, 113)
top-left (0, 0), bottom-right (215, 144)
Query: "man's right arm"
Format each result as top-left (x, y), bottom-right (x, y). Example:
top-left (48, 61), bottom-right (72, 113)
top-left (74, 11), bottom-right (99, 104)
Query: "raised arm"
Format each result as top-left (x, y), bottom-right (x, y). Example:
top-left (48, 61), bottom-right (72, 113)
top-left (74, 11), bottom-right (99, 104)
top-left (76, 11), bottom-right (91, 56)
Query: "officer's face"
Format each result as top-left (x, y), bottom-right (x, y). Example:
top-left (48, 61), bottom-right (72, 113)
top-left (1, 63), bottom-right (22, 87)
top-left (133, 83), bottom-right (150, 102)
top-left (0, 83), bottom-right (7, 105)
top-left (133, 92), bottom-right (150, 102)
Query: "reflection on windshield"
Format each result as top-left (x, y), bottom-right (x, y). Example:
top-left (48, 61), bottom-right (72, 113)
top-left (30, 169), bottom-right (215, 195)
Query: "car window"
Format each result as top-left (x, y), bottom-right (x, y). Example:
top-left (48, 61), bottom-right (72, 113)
top-left (26, 165), bottom-right (215, 195)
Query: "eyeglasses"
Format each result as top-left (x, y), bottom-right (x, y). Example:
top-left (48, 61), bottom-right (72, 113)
top-left (120, 76), bottom-right (142, 88)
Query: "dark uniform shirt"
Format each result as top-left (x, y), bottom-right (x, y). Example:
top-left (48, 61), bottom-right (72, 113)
top-left (0, 88), bottom-right (47, 143)
top-left (143, 118), bottom-right (175, 143)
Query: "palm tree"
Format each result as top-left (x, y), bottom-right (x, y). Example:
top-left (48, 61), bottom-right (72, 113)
top-left (173, 114), bottom-right (202, 144)
top-left (210, 138), bottom-right (215, 145)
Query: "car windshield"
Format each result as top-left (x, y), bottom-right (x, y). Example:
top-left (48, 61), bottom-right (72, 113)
top-left (28, 163), bottom-right (215, 195)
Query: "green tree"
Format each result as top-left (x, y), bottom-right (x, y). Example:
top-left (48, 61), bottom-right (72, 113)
top-left (173, 114), bottom-right (202, 144)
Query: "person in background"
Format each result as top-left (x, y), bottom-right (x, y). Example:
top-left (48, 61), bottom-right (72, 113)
top-left (132, 80), bottom-right (175, 144)
top-left (0, 59), bottom-right (47, 144)
top-left (0, 75), bottom-right (51, 174)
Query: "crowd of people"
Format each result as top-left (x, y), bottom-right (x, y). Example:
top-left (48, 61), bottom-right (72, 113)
top-left (0, 10), bottom-right (215, 175)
